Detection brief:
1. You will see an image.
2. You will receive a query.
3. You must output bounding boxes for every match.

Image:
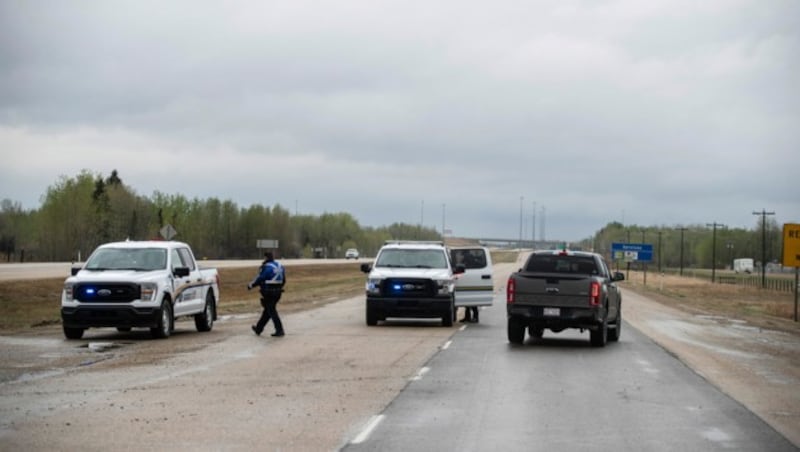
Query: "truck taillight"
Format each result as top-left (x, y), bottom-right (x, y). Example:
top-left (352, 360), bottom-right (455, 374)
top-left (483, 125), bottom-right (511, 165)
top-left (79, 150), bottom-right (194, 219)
top-left (590, 281), bottom-right (601, 306)
top-left (507, 277), bottom-right (515, 304)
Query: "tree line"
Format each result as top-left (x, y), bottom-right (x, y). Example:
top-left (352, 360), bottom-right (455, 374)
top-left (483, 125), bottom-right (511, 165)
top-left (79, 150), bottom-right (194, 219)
top-left (0, 170), bottom-right (786, 269)
top-left (578, 219), bottom-right (785, 271)
top-left (0, 170), bottom-right (440, 262)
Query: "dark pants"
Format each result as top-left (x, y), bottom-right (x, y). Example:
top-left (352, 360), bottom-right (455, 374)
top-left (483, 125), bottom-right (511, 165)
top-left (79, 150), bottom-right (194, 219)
top-left (255, 289), bottom-right (284, 334)
top-left (461, 306), bottom-right (479, 322)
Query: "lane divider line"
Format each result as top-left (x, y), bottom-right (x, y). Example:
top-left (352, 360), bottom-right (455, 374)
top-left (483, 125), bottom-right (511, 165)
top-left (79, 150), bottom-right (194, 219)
top-left (442, 340), bottom-right (452, 350)
top-left (411, 366), bottom-right (430, 381)
top-left (351, 414), bottom-right (385, 444)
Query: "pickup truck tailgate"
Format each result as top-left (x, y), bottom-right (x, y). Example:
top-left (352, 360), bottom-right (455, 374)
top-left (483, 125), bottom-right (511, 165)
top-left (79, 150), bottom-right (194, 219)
top-left (512, 272), bottom-right (592, 307)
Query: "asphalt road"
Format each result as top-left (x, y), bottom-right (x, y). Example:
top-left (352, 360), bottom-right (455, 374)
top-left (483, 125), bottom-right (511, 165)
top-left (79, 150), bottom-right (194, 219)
top-left (0, 261), bottom-right (796, 451)
top-left (343, 293), bottom-right (796, 451)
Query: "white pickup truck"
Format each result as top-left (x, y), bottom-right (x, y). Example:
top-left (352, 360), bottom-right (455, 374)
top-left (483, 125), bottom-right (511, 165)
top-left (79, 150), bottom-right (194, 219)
top-left (61, 240), bottom-right (220, 340)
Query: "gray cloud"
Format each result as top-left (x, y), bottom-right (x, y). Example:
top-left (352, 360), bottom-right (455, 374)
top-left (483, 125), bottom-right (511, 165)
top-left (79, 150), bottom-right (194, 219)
top-left (1, 0), bottom-right (798, 241)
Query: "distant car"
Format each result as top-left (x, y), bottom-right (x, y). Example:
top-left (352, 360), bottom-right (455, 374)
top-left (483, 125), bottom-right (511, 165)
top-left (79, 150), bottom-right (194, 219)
top-left (345, 248), bottom-right (360, 260)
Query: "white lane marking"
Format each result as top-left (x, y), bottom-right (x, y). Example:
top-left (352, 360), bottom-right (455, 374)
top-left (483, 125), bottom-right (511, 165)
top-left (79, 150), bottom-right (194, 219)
top-left (459, 325), bottom-right (467, 331)
top-left (701, 427), bottom-right (733, 443)
top-left (411, 366), bottom-right (430, 381)
top-left (442, 340), bottom-right (452, 350)
top-left (636, 358), bottom-right (660, 375)
top-left (351, 414), bottom-right (385, 444)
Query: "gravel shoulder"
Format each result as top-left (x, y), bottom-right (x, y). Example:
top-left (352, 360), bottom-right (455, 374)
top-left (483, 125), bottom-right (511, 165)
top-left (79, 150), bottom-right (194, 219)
top-left (622, 287), bottom-right (800, 447)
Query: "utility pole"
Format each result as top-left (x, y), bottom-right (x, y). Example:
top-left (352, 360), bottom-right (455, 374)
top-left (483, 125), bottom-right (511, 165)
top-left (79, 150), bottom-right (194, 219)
top-left (657, 230), bottom-right (663, 273)
top-left (753, 209), bottom-right (775, 289)
top-left (442, 203), bottom-right (446, 240)
top-left (706, 222), bottom-right (726, 283)
top-left (678, 227), bottom-right (688, 276)
top-left (519, 196), bottom-right (524, 250)
top-left (540, 205), bottom-right (546, 243)
top-left (726, 242), bottom-right (734, 270)
top-left (532, 201), bottom-right (536, 249)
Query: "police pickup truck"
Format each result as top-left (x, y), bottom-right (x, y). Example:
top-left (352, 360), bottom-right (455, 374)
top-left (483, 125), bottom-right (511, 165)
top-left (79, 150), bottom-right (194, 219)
top-left (506, 249), bottom-right (624, 347)
top-left (61, 240), bottom-right (220, 339)
top-left (360, 241), bottom-right (464, 326)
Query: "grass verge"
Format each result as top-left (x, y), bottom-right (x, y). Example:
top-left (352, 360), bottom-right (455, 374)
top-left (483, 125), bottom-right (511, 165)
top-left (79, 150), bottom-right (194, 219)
top-left (0, 263), bottom-right (366, 333)
top-left (622, 270), bottom-right (799, 335)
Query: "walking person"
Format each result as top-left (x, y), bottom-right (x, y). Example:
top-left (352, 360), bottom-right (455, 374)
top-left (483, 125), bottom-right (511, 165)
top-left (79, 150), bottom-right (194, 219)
top-left (248, 251), bottom-right (286, 337)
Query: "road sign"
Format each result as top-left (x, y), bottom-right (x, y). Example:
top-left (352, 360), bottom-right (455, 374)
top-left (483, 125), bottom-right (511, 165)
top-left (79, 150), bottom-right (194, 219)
top-left (611, 242), bottom-right (653, 262)
top-left (257, 239), bottom-right (279, 249)
top-left (160, 224), bottom-right (177, 240)
top-left (782, 223), bottom-right (800, 267)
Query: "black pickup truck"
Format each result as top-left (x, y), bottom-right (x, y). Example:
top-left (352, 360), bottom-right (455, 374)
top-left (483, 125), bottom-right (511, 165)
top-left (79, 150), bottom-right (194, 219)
top-left (506, 250), bottom-right (624, 347)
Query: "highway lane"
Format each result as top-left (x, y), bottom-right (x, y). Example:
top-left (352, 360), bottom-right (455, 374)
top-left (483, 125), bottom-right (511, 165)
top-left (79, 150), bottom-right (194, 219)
top-left (343, 295), bottom-right (796, 451)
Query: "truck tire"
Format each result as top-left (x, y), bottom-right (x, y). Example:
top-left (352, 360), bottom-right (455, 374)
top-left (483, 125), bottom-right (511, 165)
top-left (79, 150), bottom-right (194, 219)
top-left (608, 308), bottom-right (621, 342)
top-left (442, 299), bottom-right (454, 327)
top-left (151, 300), bottom-right (173, 339)
top-left (366, 305), bottom-right (379, 326)
top-left (63, 326), bottom-right (84, 340)
top-left (590, 317), bottom-right (608, 347)
top-left (194, 291), bottom-right (215, 332)
top-left (507, 317), bottom-right (525, 344)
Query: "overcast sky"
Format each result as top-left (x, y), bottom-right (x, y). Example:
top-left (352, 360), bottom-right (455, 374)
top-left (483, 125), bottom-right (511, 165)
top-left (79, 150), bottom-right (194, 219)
top-left (1, 0), bottom-right (797, 242)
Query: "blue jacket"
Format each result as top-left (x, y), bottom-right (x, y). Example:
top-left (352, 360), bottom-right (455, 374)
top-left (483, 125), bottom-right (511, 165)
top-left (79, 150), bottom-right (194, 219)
top-left (250, 260), bottom-right (285, 290)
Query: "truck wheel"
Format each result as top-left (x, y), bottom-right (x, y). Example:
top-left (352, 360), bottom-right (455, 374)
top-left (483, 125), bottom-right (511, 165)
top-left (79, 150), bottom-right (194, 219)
top-left (608, 308), bottom-right (621, 342)
top-left (507, 317), bottom-right (525, 344)
top-left (151, 300), bottom-right (173, 339)
top-left (442, 299), bottom-right (454, 327)
top-left (63, 326), bottom-right (84, 340)
top-left (195, 291), bottom-right (215, 332)
top-left (590, 317), bottom-right (608, 347)
top-left (366, 305), bottom-right (379, 326)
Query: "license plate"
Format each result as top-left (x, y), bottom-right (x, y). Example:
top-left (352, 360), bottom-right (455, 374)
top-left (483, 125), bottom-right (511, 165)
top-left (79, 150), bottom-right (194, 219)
top-left (543, 307), bottom-right (560, 317)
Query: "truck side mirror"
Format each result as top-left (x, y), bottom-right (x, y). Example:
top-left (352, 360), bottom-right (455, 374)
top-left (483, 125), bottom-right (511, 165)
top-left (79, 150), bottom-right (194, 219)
top-left (173, 266), bottom-right (190, 278)
top-left (454, 264), bottom-right (466, 274)
top-left (360, 263), bottom-right (372, 273)
top-left (70, 265), bottom-right (82, 276)
top-left (612, 272), bottom-right (625, 281)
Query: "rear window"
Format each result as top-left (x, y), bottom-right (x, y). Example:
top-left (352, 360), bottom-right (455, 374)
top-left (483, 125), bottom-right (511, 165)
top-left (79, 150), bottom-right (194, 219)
top-left (524, 255), bottom-right (598, 275)
top-left (451, 249), bottom-right (488, 269)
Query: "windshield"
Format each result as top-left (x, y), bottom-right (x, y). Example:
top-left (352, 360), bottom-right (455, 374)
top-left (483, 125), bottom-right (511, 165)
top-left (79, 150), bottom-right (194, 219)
top-left (375, 249), bottom-right (448, 269)
top-left (85, 248), bottom-right (167, 271)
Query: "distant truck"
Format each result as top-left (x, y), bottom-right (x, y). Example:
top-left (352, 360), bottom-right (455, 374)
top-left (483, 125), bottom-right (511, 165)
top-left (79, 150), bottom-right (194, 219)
top-left (61, 241), bottom-right (220, 340)
top-left (506, 250), bottom-right (624, 347)
top-left (733, 258), bottom-right (754, 274)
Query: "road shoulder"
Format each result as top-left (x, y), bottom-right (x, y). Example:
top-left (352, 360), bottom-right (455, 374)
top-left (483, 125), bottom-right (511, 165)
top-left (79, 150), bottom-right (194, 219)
top-left (622, 287), bottom-right (800, 447)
